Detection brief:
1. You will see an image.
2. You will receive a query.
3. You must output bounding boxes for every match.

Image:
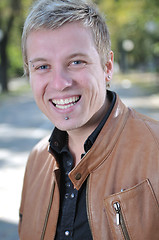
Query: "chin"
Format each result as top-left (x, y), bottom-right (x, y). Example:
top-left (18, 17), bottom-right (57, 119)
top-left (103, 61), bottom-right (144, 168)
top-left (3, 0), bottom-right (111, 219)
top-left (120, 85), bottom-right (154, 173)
top-left (55, 120), bottom-right (82, 132)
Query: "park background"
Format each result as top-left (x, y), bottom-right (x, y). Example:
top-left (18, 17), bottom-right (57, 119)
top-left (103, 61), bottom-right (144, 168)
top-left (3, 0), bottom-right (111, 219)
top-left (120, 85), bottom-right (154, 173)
top-left (0, 0), bottom-right (159, 239)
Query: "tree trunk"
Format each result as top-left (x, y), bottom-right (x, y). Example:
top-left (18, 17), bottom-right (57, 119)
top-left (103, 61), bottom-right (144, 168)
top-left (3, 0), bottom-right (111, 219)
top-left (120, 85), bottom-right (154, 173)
top-left (0, 14), bottom-right (14, 92)
top-left (0, 35), bottom-right (8, 92)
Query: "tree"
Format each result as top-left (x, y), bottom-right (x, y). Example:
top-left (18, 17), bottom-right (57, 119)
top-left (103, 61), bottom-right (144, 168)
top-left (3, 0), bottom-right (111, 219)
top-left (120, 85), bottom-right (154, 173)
top-left (0, 0), bottom-right (22, 92)
top-left (0, 0), bottom-right (33, 92)
top-left (98, 0), bottom-right (159, 72)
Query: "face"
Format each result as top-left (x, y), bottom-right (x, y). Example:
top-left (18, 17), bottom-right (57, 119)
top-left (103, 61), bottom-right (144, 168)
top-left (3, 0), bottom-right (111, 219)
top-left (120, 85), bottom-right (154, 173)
top-left (26, 22), bottom-right (113, 132)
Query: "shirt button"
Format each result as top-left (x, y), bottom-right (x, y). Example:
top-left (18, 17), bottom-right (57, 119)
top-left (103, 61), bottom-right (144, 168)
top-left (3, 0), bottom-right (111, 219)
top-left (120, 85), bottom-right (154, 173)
top-left (53, 141), bottom-right (59, 147)
top-left (70, 193), bottom-right (75, 199)
top-left (75, 172), bottom-right (81, 180)
top-left (65, 230), bottom-right (70, 236)
top-left (65, 193), bottom-right (69, 199)
top-left (65, 182), bottom-right (71, 188)
top-left (66, 160), bottom-right (72, 167)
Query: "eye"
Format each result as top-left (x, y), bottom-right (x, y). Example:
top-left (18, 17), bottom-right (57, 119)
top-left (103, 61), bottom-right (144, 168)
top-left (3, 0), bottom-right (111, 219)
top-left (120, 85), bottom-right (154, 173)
top-left (72, 60), bottom-right (83, 65)
top-left (69, 60), bottom-right (86, 68)
top-left (36, 65), bottom-right (50, 70)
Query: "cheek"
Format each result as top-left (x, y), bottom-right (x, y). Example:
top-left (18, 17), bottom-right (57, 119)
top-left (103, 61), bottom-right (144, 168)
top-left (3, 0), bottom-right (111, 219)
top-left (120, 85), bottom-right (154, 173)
top-left (30, 77), bottom-right (37, 95)
top-left (30, 76), bottom-right (43, 100)
top-left (98, 73), bottom-right (107, 94)
top-left (93, 73), bottom-right (107, 95)
top-left (29, 77), bottom-right (34, 91)
top-left (94, 75), bottom-right (107, 102)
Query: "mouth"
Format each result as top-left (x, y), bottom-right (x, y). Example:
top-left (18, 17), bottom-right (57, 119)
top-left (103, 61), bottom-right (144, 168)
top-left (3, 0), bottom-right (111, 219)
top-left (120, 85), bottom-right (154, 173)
top-left (51, 95), bottom-right (81, 110)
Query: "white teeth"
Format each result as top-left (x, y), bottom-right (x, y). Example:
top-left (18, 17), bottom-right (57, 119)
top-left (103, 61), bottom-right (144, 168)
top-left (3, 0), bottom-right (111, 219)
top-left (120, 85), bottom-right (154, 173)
top-left (52, 96), bottom-right (80, 108)
top-left (56, 103), bottom-right (74, 109)
top-left (65, 99), bottom-right (69, 104)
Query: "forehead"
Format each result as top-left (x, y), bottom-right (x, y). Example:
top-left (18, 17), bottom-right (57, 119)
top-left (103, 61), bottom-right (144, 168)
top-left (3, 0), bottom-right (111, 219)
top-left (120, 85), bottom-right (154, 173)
top-left (26, 22), bottom-right (97, 60)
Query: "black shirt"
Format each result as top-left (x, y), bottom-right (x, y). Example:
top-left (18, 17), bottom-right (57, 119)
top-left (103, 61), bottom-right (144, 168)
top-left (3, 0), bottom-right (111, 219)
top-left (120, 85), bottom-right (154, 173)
top-left (49, 91), bottom-right (116, 240)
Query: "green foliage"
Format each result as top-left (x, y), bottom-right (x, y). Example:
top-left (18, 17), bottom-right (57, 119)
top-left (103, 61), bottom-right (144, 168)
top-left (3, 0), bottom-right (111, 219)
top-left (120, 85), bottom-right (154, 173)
top-left (0, 0), bottom-right (34, 82)
top-left (97, 0), bottom-right (159, 71)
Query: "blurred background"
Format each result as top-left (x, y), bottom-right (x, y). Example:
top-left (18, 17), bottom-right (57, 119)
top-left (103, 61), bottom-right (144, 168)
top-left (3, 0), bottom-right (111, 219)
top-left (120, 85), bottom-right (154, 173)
top-left (0, 0), bottom-right (159, 239)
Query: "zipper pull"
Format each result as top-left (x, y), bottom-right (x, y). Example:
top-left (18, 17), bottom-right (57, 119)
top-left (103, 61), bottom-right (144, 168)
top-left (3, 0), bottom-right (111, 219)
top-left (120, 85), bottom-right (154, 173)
top-left (113, 202), bottom-right (120, 226)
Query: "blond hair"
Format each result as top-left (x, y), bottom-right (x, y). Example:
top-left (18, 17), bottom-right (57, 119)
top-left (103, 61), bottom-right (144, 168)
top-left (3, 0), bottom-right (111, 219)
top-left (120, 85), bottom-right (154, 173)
top-left (22, 0), bottom-right (111, 75)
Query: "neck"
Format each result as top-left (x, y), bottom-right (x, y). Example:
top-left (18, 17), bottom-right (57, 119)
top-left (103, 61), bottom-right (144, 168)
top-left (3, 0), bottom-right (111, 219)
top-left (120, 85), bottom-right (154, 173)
top-left (67, 97), bottom-right (111, 166)
top-left (68, 126), bottom-right (94, 166)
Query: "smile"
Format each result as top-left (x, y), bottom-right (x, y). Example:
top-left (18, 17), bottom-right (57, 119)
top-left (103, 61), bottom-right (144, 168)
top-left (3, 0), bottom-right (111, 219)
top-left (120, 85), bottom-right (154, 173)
top-left (52, 96), bottom-right (81, 109)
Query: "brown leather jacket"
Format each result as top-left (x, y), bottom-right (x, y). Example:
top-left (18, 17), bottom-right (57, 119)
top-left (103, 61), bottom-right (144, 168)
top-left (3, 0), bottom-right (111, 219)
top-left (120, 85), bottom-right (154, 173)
top-left (19, 94), bottom-right (159, 240)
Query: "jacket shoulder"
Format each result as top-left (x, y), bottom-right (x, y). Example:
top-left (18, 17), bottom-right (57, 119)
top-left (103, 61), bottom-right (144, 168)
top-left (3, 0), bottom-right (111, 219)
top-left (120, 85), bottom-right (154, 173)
top-left (130, 108), bottom-right (159, 144)
top-left (31, 136), bottom-right (50, 154)
top-left (26, 136), bottom-right (51, 172)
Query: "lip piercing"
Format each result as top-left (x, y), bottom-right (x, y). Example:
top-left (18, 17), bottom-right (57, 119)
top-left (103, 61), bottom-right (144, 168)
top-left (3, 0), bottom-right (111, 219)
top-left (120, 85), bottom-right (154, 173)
top-left (65, 117), bottom-right (69, 120)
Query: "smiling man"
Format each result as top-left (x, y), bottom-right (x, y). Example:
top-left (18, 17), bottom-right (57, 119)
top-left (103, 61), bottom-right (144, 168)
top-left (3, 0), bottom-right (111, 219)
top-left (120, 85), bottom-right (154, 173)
top-left (19, 0), bottom-right (159, 239)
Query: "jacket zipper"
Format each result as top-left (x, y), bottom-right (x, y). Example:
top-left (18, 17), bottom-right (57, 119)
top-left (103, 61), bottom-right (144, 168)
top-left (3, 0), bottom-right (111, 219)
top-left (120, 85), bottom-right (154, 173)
top-left (113, 202), bottom-right (130, 240)
top-left (40, 181), bottom-right (55, 240)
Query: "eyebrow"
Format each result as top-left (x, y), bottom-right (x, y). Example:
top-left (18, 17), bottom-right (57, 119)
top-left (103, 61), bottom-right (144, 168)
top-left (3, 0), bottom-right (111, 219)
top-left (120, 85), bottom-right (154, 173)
top-left (68, 53), bottom-right (88, 59)
top-left (29, 53), bottom-right (89, 64)
top-left (29, 58), bottom-right (48, 64)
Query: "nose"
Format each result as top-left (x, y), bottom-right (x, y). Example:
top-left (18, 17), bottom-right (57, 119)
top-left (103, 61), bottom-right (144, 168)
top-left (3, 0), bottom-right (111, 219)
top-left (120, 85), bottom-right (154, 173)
top-left (49, 67), bottom-right (72, 91)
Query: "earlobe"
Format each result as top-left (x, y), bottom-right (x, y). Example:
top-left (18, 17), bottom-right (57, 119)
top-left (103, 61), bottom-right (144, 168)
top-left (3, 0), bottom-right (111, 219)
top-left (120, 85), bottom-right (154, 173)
top-left (105, 51), bottom-right (114, 88)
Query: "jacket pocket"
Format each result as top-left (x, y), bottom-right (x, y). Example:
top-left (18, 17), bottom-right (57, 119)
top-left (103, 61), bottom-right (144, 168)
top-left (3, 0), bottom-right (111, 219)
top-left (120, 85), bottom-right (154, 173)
top-left (104, 179), bottom-right (159, 240)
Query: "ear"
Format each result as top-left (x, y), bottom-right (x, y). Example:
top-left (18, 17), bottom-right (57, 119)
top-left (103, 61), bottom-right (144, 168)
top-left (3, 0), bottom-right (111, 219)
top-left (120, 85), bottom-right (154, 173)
top-left (105, 51), bottom-right (114, 87)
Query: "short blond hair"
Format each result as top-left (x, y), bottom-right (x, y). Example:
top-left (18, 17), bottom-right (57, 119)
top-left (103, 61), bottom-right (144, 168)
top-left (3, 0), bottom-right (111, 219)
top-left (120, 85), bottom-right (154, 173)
top-left (22, 0), bottom-right (111, 75)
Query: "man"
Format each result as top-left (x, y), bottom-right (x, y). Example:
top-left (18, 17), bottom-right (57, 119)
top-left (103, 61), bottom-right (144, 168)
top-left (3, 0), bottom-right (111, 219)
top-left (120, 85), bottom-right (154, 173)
top-left (19, 0), bottom-right (159, 239)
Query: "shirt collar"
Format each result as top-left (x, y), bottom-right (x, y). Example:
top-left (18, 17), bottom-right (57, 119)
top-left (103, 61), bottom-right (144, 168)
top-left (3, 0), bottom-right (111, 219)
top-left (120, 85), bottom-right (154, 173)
top-left (49, 127), bottom-right (68, 154)
top-left (49, 90), bottom-right (116, 155)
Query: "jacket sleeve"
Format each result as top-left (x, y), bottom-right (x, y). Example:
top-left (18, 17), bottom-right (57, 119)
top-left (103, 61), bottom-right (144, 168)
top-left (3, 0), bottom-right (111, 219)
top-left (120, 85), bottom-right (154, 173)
top-left (18, 136), bottom-right (50, 237)
top-left (18, 147), bottom-right (37, 235)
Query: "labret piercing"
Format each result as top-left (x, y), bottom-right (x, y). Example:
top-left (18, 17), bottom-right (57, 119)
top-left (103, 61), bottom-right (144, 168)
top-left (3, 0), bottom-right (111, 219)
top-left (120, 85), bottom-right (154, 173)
top-left (65, 117), bottom-right (69, 120)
